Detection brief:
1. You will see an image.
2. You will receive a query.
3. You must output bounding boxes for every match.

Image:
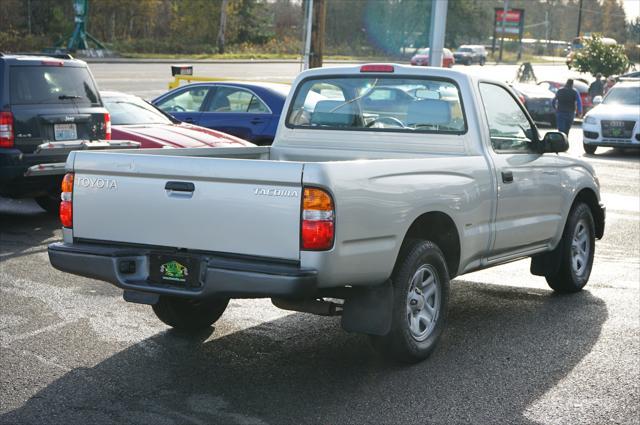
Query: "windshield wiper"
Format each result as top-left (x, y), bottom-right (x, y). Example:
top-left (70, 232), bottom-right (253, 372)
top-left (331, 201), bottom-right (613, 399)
top-left (58, 95), bottom-right (81, 100)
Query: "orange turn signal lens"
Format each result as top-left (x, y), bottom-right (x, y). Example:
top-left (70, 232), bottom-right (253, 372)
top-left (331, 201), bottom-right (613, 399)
top-left (303, 188), bottom-right (333, 211)
top-left (61, 172), bottom-right (74, 193)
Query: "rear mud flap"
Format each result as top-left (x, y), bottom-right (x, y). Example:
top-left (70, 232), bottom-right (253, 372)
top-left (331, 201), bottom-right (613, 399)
top-left (341, 280), bottom-right (393, 336)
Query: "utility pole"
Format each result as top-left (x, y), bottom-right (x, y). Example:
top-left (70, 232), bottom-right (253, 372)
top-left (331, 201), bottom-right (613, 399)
top-left (302, 0), bottom-right (313, 70)
top-left (27, 0), bottom-right (32, 35)
top-left (309, 0), bottom-right (326, 69)
top-left (428, 0), bottom-right (448, 67)
top-left (217, 0), bottom-right (228, 54)
top-left (498, 0), bottom-right (509, 62)
top-left (576, 0), bottom-right (583, 37)
top-left (545, 9), bottom-right (550, 55)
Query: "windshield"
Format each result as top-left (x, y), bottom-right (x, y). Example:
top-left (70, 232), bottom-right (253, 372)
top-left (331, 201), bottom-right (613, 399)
top-left (458, 48), bottom-right (472, 52)
top-left (415, 48), bottom-right (429, 55)
top-left (603, 86), bottom-right (640, 106)
top-left (10, 66), bottom-right (100, 105)
top-left (286, 76), bottom-right (466, 133)
top-left (104, 96), bottom-right (173, 125)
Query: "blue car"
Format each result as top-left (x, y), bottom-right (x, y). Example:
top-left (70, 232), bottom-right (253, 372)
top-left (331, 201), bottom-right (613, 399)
top-left (152, 82), bottom-right (290, 145)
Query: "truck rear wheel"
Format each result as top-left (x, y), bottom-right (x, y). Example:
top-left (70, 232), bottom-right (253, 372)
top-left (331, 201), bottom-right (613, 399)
top-left (152, 296), bottom-right (229, 330)
top-left (370, 240), bottom-right (449, 363)
top-left (545, 202), bottom-right (595, 293)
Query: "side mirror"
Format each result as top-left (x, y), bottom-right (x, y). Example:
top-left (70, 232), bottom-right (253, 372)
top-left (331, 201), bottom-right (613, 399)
top-left (542, 131), bottom-right (569, 153)
top-left (593, 95), bottom-right (603, 105)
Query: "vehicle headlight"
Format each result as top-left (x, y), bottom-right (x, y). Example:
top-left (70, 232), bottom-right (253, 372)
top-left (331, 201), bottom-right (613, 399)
top-left (584, 115), bottom-right (597, 125)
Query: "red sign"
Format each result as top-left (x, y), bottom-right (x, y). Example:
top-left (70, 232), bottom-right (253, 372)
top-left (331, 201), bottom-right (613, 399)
top-left (494, 8), bottom-right (524, 38)
top-left (496, 9), bottom-right (522, 23)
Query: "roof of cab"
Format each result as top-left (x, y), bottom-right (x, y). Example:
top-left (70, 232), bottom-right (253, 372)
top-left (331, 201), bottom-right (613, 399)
top-left (292, 63), bottom-right (477, 86)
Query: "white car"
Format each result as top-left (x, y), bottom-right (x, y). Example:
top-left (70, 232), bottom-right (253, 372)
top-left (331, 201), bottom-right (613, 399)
top-left (582, 80), bottom-right (640, 154)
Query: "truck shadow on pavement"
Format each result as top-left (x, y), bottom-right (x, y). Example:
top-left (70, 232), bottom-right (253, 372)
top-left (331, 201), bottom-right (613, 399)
top-left (0, 205), bottom-right (59, 262)
top-left (1, 281), bottom-right (606, 425)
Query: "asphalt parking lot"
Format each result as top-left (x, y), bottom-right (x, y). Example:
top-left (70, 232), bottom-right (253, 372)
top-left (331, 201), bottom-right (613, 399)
top-left (1, 62), bottom-right (639, 424)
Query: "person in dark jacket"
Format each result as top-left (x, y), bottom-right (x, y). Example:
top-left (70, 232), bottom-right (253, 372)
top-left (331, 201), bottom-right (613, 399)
top-left (552, 79), bottom-right (582, 135)
top-left (588, 73), bottom-right (604, 101)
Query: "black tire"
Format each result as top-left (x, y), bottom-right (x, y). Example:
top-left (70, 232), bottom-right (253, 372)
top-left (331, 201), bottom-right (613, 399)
top-left (545, 203), bottom-right (595, 293)
top-left (152, 296), bottom-right (229, 330)
top-left (35, 192), bottom-right (60, 214)
top-left (583, 143), bottom-right (597, 154)
top-left (480, 57), bottom-right (486, 66)
top-left (370, 240), bottom-right (450, 363)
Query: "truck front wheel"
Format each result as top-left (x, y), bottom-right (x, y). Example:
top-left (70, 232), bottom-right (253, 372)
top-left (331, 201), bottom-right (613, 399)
top-left (152, 296), bottom-right (229, 330)
top-left (545, 203), bottom-right (595, 293)
top-left (370, 240), bottom-right (450, 363)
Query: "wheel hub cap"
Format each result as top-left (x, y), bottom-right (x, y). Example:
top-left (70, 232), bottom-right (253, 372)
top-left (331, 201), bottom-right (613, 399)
top-left (406, 265), bottom-right (441, 342)
top-left (571, 219), bottom-right (591, 277)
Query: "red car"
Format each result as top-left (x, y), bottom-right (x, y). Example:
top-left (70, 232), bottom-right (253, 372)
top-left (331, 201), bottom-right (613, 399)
top-left (410, 48), bottom-right (455, 68)
top-left (538, 80), bottom-right (593, 113)
top-left (101, 91), bottom-right (255, 148)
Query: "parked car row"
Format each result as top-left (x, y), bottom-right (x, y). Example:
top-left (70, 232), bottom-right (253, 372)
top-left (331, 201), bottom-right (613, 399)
top-left (0, 53), bottom-right (269, 213)
top-left (2, 52), bottom-right (634, 217)
top-left (0, 53), bottom-right (137, 213)
top-left (410, 45), bottom-right (487, 68)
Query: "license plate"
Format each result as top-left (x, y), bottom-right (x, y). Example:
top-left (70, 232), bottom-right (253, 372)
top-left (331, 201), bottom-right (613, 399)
top-left (54, 123), bottom-right (77, 141)
top-left (148, 254), bottom-right (202, 287)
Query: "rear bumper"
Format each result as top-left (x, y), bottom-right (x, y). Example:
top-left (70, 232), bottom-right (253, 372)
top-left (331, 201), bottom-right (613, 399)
top-left (48, 242), bottom-right (317, 299)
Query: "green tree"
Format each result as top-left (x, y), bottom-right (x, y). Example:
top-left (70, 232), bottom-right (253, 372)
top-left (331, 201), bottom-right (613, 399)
top-left (571, 34), bottom-right (630, 76)
top-left (601, 0), bottom-right (627, 43)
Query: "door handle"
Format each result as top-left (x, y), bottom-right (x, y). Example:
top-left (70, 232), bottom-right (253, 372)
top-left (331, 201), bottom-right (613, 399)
top-left (501, 171), bottom-right (514, 183)
top-left (183, 117), bottom-right (194, 123)
top-left (165, 181), bottom-right (195, 192)
top-left (250, 118), bottom-right (265, 125)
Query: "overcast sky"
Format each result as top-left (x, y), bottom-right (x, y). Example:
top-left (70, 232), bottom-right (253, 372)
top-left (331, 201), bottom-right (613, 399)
top-left (623, 0), bottom-right (640, 22)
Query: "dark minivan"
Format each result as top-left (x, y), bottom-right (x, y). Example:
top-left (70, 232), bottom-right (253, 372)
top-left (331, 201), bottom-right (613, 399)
top-left (0, 53), bottom-right (135, 213)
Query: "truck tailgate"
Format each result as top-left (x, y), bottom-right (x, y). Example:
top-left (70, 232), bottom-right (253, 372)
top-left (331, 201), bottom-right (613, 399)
top-left (71, 152), bottom-right (303, 260)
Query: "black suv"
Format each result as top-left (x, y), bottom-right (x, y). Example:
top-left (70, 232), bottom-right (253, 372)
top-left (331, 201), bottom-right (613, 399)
top-left (0, 53), bottom-right (135, 213)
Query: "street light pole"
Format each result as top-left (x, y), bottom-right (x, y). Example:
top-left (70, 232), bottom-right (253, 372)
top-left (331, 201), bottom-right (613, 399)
top-left (428, 0), bottom-right (448, 67)
top-left (303, 0), bottom-right (313, 70)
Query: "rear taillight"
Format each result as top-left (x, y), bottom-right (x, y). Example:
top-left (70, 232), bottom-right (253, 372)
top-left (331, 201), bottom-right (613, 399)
top-left (60, 173), bottom-right (74, 228)
top-left (104, 113), bottom-right (112, 140)
top-left (301, 187), bottom-right (335, 251)
top-left (0, 112), bottom-right (14, 148)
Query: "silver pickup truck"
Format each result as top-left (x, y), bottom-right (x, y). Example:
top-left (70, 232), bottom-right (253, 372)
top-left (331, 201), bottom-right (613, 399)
top-left (48, 64), bottom-right (605, 363)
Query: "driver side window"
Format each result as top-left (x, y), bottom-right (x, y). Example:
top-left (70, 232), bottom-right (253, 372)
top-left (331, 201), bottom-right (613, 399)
top-left (156, 87), bottom-right (210, 113)
top-left (479, 83), bottom-right (535, 153)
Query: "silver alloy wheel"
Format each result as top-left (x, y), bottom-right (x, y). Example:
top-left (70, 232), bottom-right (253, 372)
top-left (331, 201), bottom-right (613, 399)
top-left (406, 265), bottom-right (441, 341)
top-left (571, 218), bottom-right (591, 277)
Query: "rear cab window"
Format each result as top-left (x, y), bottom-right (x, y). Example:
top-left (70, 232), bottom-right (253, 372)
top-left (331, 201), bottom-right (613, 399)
top-left (10, 65), bottom-right (100, 106)
top-left (286, 76), bottom-right (466, 134)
